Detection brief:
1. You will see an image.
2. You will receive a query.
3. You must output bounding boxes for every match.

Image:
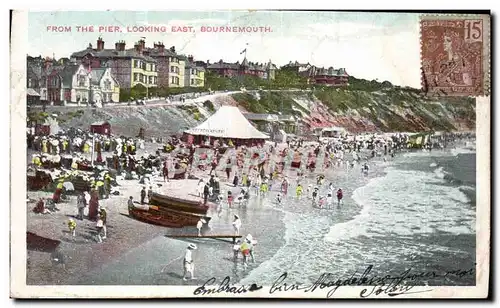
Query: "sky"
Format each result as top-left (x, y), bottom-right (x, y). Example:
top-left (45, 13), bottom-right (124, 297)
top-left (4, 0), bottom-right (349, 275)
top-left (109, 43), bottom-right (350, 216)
top-left (27, 11), bottom-right (422, 87)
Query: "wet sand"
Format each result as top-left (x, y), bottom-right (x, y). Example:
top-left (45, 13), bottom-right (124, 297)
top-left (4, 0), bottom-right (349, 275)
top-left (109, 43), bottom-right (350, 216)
top-left (26, 143), bottom-right (381, 285)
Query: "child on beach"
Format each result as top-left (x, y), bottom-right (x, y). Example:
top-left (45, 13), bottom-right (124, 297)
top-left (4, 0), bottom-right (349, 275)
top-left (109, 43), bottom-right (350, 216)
top-left (276, 193), bottom-right (282, 205)
top-left (296, 184), bottom-right (303, 199)
top-left (196, 218), bottom-right (206, 237)
top-left (233, 240), bottom-right (242, 260)
top-left (67, 218), bottom-right (76, 237)
top-left (232, 215), bottom-right (242, 235)
top-left (227, 191), bottom-right (233, 208)
top-left (281, 178), bottom-right (289, 196)
top-left (197, 179), bottom-right (204, 197)
top-left (318, 196), bottom-right (326, 208)
top-left (312, 186), bottom-right (319, 202)
top-left (337, 188), bottom-right (343, 206)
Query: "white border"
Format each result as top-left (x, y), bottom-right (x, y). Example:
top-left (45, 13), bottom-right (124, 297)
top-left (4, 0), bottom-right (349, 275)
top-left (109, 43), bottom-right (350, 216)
top-left (9, 8), bottom-right (491, 299)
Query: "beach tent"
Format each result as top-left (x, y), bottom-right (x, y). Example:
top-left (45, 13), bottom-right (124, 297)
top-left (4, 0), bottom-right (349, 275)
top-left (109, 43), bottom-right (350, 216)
top-left (184, 106), bottom-right (269, 145)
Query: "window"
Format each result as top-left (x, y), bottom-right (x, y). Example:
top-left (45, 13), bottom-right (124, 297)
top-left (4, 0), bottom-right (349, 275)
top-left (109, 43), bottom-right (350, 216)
top-left (103, 79), bottom-right (111, 91)
top-left (170, 66), bottom-right (175, 73)
top-left (78, 75), bottom-right (86, 87)
top-left (134, 60), bottom-right (138, 68)
top-left (76, 94), bottom-right (81, 102)
top-left (134, 73), bottom-right (139, 81)
top-left (149, 76), bottom-right (153, 84)
top-left (190, 79), bottom-right (194, 85)
top-left (170, 76), bottom-right (179, 85)
top-left (191, 69), bottom-right (196, 75)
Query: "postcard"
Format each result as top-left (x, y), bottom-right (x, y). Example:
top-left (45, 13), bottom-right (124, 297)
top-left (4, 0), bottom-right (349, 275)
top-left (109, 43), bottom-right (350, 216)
top-left (10, 10), bottom-right (490, 299)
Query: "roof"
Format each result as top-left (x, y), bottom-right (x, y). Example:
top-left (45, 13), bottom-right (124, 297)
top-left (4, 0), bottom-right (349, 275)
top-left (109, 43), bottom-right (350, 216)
top-left (314, 67), bottom-right (348, 77)
top-left (27, 88), bottom-right (40, 96)
top-left (185, 106), bottom-right (269, 139)
top-left (71, 47), bottom-right (156, 62)
top-left (145, 48), bottom-right (176, 58)
top-left (91, 121), bottom-right (110, 126)
top-left (207, 60), bottom-right (272, 72)
top-left (27, 64), bottom-right (42, 80)
top-left (59, 64), bottom-right (82, 86)
top-left (90, 68), bottom-right (106, 85)
top-left (185, 61), bottom-right (206, 71)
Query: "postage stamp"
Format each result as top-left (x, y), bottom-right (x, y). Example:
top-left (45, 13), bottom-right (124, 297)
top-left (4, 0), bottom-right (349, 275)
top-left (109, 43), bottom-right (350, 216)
top-left (420, 14), bottom-right (491, 96)
top-left (10, 10), bottom-right (490, 299)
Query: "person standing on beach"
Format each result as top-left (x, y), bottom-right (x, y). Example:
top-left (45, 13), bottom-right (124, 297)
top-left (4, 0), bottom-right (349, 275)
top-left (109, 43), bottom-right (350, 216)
top-left (196, 218), bottom-right (206, 237)
top-left (227, 190), bottom-right (234, 208)
top-left (337, 188), bottom-right (343, 206)
top-left (203, 182), bottom-right (210, 205)
top-left (183, 243), bottom-right (197, 281)
top-left (232, 215), bottom-right (242, 235)
top-left (88, 189), bottom-right (99, 221)
top-left (281, 178), bottom-right (289, 196)
top-left (163, 160), bottom-right (169, 182)
top-left (225, 158), bottom-right (232, 181)
top-left (67, 218), bottom-right (76, 237)
top-left (147, 186), bottom-right (154, 203)
top-left (276, 193), bottom-right (282, 205)
top-left (76, 193), bottom-right (86, 220)
top-left (140, 186), bottom-right (147, 205)
top-left (197, 179), bottom-right (205, 198)
top-left (296, 184), bottom-right (303, 199)
top-left (127, 196), bottom-right (134, 211)
top-left (99, 208), bottom-right (108, 239)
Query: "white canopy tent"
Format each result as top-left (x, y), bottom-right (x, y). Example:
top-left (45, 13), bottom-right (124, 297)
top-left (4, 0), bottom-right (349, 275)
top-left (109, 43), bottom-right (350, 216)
top-left (185, 106), bottom-right (269, 140)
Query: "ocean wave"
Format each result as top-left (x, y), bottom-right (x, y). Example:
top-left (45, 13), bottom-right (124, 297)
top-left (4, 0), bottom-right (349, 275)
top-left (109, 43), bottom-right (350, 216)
top-left (323, 175), bottom-right (383, 243)
top-left (325, 167), bottom-right (475, 240)
top-left (433, 166), bottom-right (447, 179)
top-left (450, 147), bottom-right (476, 156)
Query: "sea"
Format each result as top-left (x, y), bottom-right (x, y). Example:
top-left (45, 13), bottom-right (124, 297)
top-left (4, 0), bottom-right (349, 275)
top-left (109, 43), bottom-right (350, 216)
top-left (77, 143), bottom-right (477, 287)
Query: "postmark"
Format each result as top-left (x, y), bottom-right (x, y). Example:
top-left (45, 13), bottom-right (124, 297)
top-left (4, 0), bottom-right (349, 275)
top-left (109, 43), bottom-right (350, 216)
top-left (420, 14), bottom-right (490, 96)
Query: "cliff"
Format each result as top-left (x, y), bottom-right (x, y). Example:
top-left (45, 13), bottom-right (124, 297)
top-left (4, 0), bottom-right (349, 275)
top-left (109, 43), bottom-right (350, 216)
top-left (29, 86), bottom-right (475, 138)
top-left (229, 88), bottom-right (476, 133)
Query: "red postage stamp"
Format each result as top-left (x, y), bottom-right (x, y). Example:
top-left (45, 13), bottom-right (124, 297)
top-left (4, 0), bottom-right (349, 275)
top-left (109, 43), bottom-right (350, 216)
top-left (420, 15), bottom-right (490, 96)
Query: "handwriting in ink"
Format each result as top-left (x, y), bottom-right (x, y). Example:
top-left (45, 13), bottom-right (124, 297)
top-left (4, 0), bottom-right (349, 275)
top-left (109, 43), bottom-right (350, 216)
top-left (193, 277), bottom-right (262, 296)
top-left (269, 265), bottom-right (474, 298)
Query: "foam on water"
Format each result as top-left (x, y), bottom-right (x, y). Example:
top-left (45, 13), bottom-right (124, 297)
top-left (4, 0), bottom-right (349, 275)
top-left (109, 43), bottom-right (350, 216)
top-left (325, 166), bottom-right (474, 242)
top-left (239, 152), bottom-right (475, 286)
top-left (450, 146), bottom-right (476, 157)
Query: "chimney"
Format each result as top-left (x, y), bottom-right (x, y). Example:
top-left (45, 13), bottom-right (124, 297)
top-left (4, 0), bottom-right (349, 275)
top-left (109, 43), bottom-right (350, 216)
top-left (170, 46), bottom-right (176, 53)
top-left (97, 37), bottom-right (104, 51)
top-left (188, 55), bottom-right (193, 62)
top-left (157, 42), bottom-right (165, 53)
top-left (115, 40), bottom-right (126, 51)
top-left (207, 60), bottom-right (210, 65)
top-left (134, 43), bottom-right (142, 54)
top-left (139, 37), bottom-right (146, 50)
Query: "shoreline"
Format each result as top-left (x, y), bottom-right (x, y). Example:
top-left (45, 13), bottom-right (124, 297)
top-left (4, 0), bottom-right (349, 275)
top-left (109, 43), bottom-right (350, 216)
top-left (26, 141), bottom-right (475, 285)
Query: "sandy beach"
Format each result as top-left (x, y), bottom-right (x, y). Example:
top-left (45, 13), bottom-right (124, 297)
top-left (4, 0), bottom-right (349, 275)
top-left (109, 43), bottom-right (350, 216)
top-left (26, 139), bottom-right (476, 287)
top-left (26, 141), bottom-right (381, 285)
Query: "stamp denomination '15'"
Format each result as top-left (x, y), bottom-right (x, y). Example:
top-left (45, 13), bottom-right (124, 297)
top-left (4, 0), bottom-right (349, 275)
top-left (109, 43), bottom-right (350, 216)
top-left (420, 15), bottom-right (490, 97)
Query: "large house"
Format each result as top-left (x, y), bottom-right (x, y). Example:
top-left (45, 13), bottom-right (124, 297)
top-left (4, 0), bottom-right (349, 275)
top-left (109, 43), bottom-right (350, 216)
top-left (70, 37), bottom-right (158, 89)
top-left (27, 56), bottom-right (61, 103)
top-left (281, 61), bottom-right (349, 86)
top-left (45, 63), bottom-right (120, 104)
top-left (142, 42), bottom-right (180, 88)
top-left (184, 55), bottom-right (205, 88)
top-left (206, 58), bottom-right (276, 80)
